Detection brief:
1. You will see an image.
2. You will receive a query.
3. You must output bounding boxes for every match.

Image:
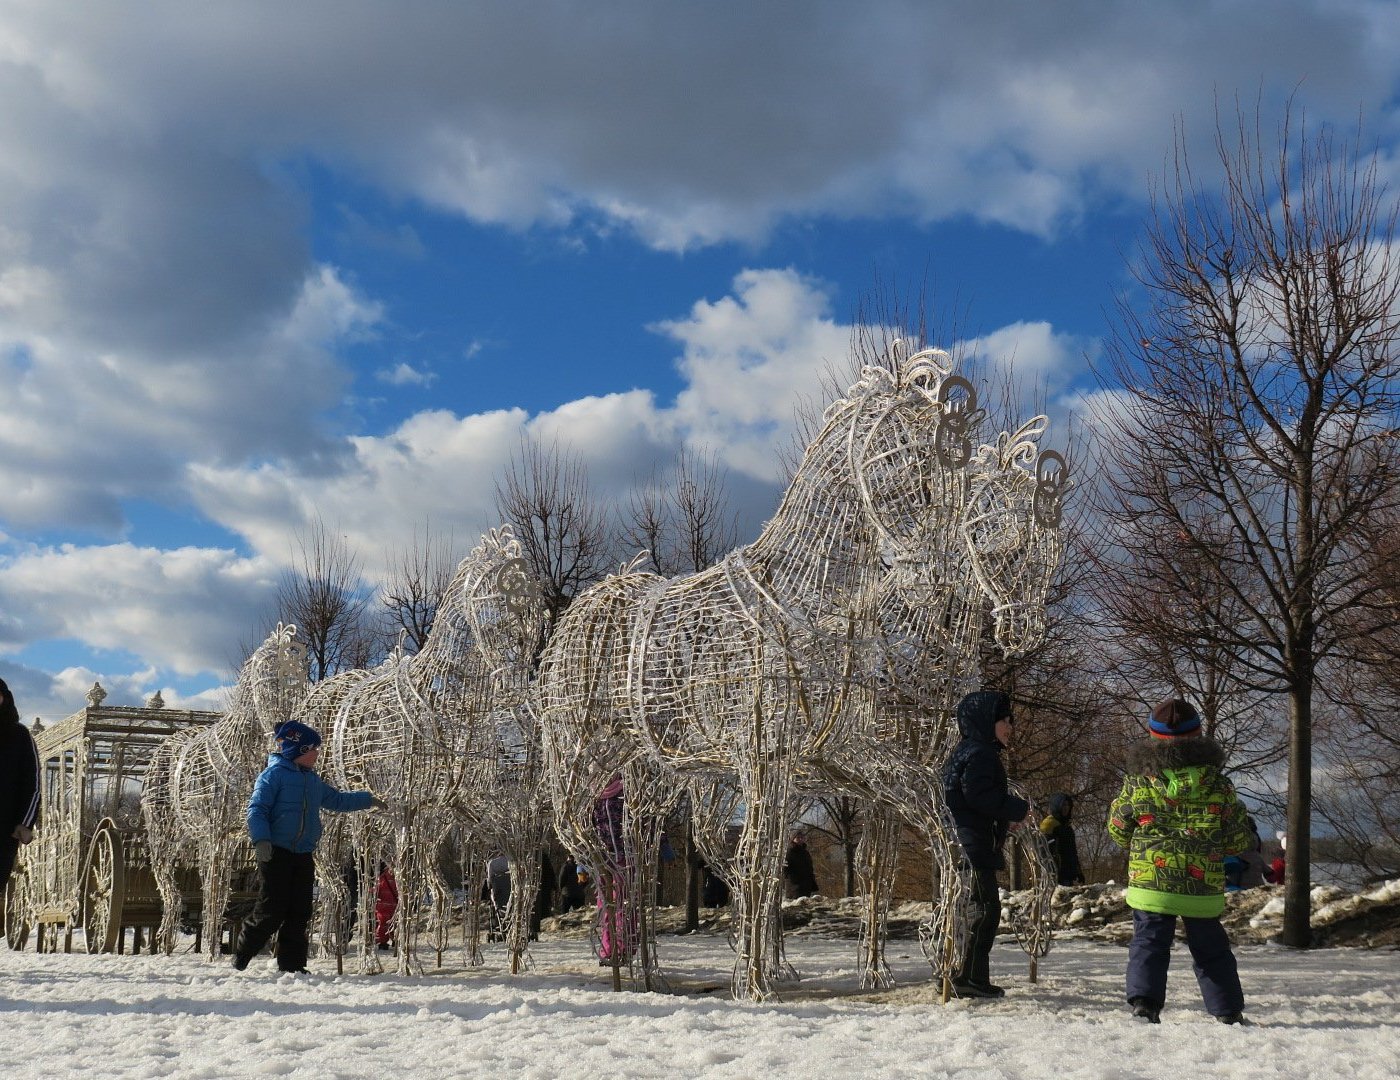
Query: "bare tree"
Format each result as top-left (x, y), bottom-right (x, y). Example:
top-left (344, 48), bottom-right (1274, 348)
top-left (806, 795), bottom-right (863, 897)
top-left (620, 449), bottom-right (740, 577)
top-left (380, 522), bottom-right (460, 654)
top-left (1092, 102), bottom-right (1400, 945)
top-left (276, 517), bottom-right (378, 681)
top-left (494, 437), bottom-right (617, 642)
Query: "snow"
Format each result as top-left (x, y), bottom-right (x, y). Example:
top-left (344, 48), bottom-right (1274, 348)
top-left (3, 930), bottom-right (1397, 1079)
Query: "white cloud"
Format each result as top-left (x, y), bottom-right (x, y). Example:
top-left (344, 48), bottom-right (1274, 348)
top-left (0, 542), bottom-right (278, 676)
top-left (0, 264), bottom-right (378, 533)
top-left (658, 268), bottom-right (851, 479)
top-left (1, 2), bottom-right (1393, 260)
top-left (376, 361), bottom-right (437, 388)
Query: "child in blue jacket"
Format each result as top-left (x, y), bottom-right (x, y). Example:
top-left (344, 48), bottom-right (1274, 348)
top-left (233, 720), bottom-right (381, 973)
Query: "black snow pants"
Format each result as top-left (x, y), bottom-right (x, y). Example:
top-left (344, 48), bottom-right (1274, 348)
top-left (236, 847), bottom-right (316, 972)
top-left (956, 865), bottom-right (1002, 985)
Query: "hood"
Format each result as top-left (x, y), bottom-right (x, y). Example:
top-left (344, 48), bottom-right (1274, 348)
top-left (0, 678), bottom-right (20, 727)
top-left (1124, 736), bottom-right (1226, 779)
top-left (956, 691), bottom-right (1012, 745)
top-left (1047, 793), bottom-right (1073, 821)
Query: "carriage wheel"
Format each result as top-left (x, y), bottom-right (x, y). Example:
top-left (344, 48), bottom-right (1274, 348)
top-left (2, 871), bottom-right (29, 950)
top-left (82, 820), bottom-right (126, 954)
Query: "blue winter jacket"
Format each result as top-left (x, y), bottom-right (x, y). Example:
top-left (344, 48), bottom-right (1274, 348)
top-left (246, 754), bottom-right (373, 854)
top-left (942, 691), bottom-right (1029, 871)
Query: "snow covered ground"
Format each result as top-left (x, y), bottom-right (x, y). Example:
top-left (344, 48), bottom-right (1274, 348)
top-left (3, 929), bottom-right (1397, 1079)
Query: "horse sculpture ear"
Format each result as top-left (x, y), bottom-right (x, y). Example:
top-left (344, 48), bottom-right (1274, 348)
top-left (934, 375), bottom-right (981, 469)
top-left (1032, 450), bottom-right (1070, 528)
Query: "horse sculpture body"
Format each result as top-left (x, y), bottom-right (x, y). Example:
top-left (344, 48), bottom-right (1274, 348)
top-left (310, 526), bottom-right (547, 975)
top-left (143, 623), bottom-right (308, 956)
top-left (537, 344), bottom-right (1067, 999)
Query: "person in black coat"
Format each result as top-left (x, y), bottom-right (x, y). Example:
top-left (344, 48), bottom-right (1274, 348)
top-left (941, 690), bottom-right (1029, 999)
top-left (1, 678), bottom-right (41, 893)
top-left (530, 850), bottom-right (556, 939)
top-left (557, 856), bottom-right (587, 913)
top-left (784, 833), bottom-right (819, 898)
top-left (1039, 792), bottom-right (1085, 886)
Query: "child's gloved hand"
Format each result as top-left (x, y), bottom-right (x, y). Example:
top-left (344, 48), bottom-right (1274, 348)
top-left (254, 840), bottom-right (273, 863)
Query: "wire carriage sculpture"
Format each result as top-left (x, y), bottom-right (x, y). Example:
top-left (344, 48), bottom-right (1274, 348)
top-left (143, 623), bottom-right (309, 957)
top-left (536, 343), bottom-right (1068, 1000)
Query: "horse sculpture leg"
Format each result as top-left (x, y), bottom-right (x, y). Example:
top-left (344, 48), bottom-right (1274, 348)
top-left (856, 807), bottom-right (902, 989)
top-left (730, 740), bottom-right (795, 1002)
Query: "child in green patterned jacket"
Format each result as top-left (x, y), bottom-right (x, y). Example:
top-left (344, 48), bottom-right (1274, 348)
top-left (1108, 698), bottom-right (1253, 1025)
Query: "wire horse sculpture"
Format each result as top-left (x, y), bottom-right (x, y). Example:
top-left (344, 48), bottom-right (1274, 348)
top-left (536, 342), bottom-right (1067, 1000)
top-left (854, 416), bottom-right (1070, 990)
top-left (310, 526), bottom-right (548, 975)
top-left (143, 622), bottom-right (308, 957)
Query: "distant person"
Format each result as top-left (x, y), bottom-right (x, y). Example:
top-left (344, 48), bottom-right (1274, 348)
top-left (1224, 816), bottom-right (1267, 892)
top-left (1266, 834), bottom-right (1287, 885)
top-left (593, 775), bottom-right (634, 964)
top-left (1, 678), bottom-right (40, 893)
top-left (487, 854), bottom-right (511, 941)
top-left (1108, 698), bottom-right (1253, 1025)
top-left (557, 856), bottom-right (587, 913)
top-left (784, 834), bottom-right (819, 898)
top-left (942, 690), bottom-right (1030, 999)
top-left (233, 721), bottom-right (380, 974)
top-left (374, 864), bottom-right (398, 950)
top-left (1039, 792), bottom-right (1085, 886)
top-left (701, 864), bottom-right (731, 908)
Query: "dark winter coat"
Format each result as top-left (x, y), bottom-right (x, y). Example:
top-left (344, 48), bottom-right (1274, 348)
top-left (1, 681), bottom-right (40, 834)
top-left (1039, 792), bottom-right (1084, 886)
top-left (1107, 737), bottom-right (1252, 917)
top-left (246, 754), bottom-right (373, 854)
top-left (784, 841), bottom-right (818, 897)
top-left (942, 691), bottom-right (1028, 871)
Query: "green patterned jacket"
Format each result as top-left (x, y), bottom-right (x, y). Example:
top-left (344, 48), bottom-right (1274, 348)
top-left (1107, 737), bottom-right (1252, 917)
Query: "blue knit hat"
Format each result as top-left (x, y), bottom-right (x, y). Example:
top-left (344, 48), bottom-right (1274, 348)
top-left (1148, 698), bottom-right (1201, 740)
top-left (274, 720), bottom-right (322, 759)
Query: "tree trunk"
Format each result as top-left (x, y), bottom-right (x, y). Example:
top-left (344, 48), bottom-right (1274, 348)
top-left (844, 835), bottom-right (857, 898)
top-left (1282, 675), bottom-right (1314, 947)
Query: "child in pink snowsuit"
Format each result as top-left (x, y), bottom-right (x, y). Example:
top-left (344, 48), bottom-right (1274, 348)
top-left (374, 865), bottom-right (398, 949)
top-left (592, 776), bottom-right (634, 963)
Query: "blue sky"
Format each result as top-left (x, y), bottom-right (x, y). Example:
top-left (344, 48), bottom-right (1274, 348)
top-left (3, 0), bottom-right (1400, 722)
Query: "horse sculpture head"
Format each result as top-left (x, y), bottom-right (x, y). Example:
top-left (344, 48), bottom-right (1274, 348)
top-left (246, 622), bottom-right (309, 731)
top-left (961, 421), bottom-right (1069, 653)
top-left (456, 525), bottom-right (548, 694)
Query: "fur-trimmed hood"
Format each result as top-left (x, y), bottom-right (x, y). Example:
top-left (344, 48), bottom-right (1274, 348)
top-left (1125, 736), bottom-right (1226, 777)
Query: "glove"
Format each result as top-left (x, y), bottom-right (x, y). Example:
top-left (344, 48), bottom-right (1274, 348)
top-left (254, 840), bottom-right (273, 863)
top-left (369, 796), bottom-right (387, 811)
top-left (12, 825), bottom-right (34, 845)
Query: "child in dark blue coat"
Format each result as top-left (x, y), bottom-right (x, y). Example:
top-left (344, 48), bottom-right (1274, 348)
top-left (233, 720), bottom-right (380, 973)
top-left (942, 690), bottom-right (1030, 998)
